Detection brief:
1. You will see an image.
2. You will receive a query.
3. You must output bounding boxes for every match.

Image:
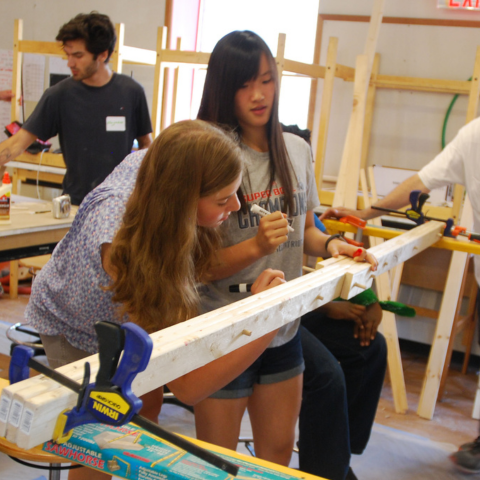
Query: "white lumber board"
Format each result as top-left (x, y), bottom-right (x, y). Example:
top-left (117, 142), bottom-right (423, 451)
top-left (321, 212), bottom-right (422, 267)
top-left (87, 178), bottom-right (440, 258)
top-left (333, 0), bottom-right (384, 209)
top-left (332, 54), bottom-right (369, 209)
top-left (361, 167), bottom-right (408, 412)
top-left (4, 223), bottom-right (444, 449)
top-left (340, 221), bottom-right (444, 299)
top-left (417, 249), bottom-right (468, 419)
top-left (417, 197), bottom-right (474, 419)
top-left (14, 263), bottom-right (350, 448)
top-left (0, 355), bottom-right (92, 437)
top-left (1, 358), bottom-right (96, 440)
top-left (314, 36), bottom-right (338, 194)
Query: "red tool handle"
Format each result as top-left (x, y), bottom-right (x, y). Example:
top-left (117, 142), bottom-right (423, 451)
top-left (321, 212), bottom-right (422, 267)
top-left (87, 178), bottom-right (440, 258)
top-left (344, 237), bottom-right (364, 247)
top-left (451, 226), bottom-right (466, 237)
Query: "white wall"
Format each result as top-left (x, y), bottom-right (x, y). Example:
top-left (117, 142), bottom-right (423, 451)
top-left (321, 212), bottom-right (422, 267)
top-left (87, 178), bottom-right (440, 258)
top-left (314, 1), bottom-right (480, 177)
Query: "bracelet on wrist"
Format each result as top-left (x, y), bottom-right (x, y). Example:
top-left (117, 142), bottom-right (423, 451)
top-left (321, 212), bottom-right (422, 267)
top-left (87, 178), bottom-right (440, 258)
top-left (325, 233), bottom-right (346, 252)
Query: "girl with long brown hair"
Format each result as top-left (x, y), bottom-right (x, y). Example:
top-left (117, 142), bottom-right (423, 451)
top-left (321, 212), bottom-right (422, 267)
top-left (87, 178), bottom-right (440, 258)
top-left (25, 119), bottom-right (286, 480)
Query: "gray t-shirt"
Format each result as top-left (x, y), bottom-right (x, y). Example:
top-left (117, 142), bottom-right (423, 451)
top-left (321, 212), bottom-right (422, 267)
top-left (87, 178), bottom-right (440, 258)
top-left (200, 133), bottom-right (320, 347)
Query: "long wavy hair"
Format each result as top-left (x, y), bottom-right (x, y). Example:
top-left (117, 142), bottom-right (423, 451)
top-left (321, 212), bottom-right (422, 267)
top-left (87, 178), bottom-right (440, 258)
top-left (198, 30), bottom-right (295, 214)
top-left (109, 120), bottom-right (243, 332)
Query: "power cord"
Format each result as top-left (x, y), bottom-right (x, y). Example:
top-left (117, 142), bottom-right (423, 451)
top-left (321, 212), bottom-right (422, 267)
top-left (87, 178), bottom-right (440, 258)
top-left (36, 148), bottom-right (50, 200)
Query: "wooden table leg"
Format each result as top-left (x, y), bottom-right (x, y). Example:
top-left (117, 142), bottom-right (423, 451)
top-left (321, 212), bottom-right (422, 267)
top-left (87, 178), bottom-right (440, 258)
top-left (417, 250), bottom-right (469, 419)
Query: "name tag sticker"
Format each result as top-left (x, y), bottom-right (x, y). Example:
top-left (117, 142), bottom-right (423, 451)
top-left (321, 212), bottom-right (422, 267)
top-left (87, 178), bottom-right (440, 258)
top-left (106, 116), bottom-right (126, 132)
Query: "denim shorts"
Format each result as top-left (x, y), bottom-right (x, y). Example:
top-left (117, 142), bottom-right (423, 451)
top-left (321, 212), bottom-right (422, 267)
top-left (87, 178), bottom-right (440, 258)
top-left (210, 329), bottom-right (305, 399)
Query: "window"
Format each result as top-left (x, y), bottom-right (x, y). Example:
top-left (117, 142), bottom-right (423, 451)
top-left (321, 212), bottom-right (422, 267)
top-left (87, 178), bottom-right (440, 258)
top-left (185, 0), bottom-right (319, 128)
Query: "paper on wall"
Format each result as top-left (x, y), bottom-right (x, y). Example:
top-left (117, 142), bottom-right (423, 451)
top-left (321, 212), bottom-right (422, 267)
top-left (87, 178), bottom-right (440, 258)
top-left (22, 53), bottom-right (46, 102)
top-left (0, 49), bottom-right (13, 141)
top-left (49, 56), bottom-right (70, 76)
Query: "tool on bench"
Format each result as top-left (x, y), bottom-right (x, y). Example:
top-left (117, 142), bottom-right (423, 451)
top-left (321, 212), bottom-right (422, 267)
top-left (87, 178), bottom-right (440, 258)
top-left (369, 189), bottom-right (480, 244)
top-left (443, 223), bottom-right (480, 243)
top-left (370, 190), bottom-right (433, 225)
top-left (9, 321), bottom-right (239, 476)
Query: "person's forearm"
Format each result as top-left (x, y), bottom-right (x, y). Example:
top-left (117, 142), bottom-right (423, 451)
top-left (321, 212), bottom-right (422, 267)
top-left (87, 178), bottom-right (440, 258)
top-left (0, 137), bottom-right (23, 166)
top-left (0, 90), bottom-right (13, 102)
top-left (358, 174), bottom-right (430, 220)
top-left (0, 129), bottom-right (37, 166)
top-left (303, 224), bottom-right (330, 257)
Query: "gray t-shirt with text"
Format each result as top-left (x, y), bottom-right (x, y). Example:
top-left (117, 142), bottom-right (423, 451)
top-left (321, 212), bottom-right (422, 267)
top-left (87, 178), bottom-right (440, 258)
top-left (200, 133), bottom-right (320, 347)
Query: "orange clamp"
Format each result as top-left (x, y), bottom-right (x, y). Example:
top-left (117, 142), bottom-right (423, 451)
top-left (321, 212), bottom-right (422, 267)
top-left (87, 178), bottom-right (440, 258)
top-left (339, 215), bottom-right (367, 229)
top-left (344, 237), bottom-right (364, 247)
top-left (451, 226), bottom-right (466, 237)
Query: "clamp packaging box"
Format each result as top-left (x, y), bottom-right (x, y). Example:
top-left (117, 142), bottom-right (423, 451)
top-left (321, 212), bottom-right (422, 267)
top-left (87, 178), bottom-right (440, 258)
top-left (42, 422), bottom-right (322, 480)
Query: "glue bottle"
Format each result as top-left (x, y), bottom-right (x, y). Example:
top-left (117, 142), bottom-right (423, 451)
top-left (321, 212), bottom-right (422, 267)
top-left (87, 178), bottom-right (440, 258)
top-left (0, 172), bottom-right (12, 223)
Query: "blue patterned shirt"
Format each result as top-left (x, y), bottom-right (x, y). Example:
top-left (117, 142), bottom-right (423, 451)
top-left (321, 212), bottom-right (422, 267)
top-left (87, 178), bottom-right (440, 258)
top-left (25, 149), bottom-right (147, 353)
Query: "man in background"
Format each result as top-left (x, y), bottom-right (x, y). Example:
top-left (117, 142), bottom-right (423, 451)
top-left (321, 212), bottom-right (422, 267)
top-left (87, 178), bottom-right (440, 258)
top-left (0, 12), bottom-right (152, 205)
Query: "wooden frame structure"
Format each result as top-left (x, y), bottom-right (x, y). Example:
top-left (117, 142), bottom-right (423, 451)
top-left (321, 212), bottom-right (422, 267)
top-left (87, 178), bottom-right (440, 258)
top-left (310, 13), bottom-right (480, 219)
top-left (309, 8), bottom-right (480, 419)
top-left (0, 221), bottom-right (445, 449)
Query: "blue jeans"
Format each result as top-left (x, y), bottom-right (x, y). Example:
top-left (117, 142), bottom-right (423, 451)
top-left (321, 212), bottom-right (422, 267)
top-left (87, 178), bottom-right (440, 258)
top-left (298, 314), bottom-right (387, 480)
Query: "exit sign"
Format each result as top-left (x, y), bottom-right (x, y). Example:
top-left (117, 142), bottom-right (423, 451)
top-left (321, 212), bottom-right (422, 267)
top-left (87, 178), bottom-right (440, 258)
top-left (438, 0), bottom-right (480, 9)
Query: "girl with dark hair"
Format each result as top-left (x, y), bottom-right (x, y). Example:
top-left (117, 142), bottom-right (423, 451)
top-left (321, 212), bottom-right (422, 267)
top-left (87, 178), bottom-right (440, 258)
top-left (195, 31), bottom-right (377, 467)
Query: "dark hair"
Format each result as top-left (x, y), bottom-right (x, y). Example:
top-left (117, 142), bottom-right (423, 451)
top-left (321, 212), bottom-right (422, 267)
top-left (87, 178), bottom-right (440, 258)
top-left (198, 30), bottom-right (295, 214)
top-left (281, 123), bottom-right (311, 146)
top-left (56, 12), bottom-right (116, 63)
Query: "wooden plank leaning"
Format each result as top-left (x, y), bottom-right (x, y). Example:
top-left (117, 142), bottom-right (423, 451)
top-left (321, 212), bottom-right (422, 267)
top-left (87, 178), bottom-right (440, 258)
top-left (332, 0), bottom-right (384, 209)
top-left (314, 36), bottom-right (338, 196)
top-left (0, 222), bottom-right (445, 450)
top-left (362, 168), bottom-right (408, 413)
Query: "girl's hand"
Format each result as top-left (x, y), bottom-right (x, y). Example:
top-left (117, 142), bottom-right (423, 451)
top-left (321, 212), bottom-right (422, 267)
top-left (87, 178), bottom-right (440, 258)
top-left (250, 268), bottom-right (286, 294)
top-left (327, 240), bottom-right (378, 271)
top-left (254, 211), bottom-right (289, 256)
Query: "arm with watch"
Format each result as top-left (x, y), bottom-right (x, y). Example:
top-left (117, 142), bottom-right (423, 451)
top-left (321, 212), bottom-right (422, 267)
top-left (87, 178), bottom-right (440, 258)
top-left (303, 211), bottom-right (378, 269)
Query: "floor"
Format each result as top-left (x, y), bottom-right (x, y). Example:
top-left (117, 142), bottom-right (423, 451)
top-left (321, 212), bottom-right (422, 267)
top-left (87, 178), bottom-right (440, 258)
top-left (0, 293), bottom-right (479, 479)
